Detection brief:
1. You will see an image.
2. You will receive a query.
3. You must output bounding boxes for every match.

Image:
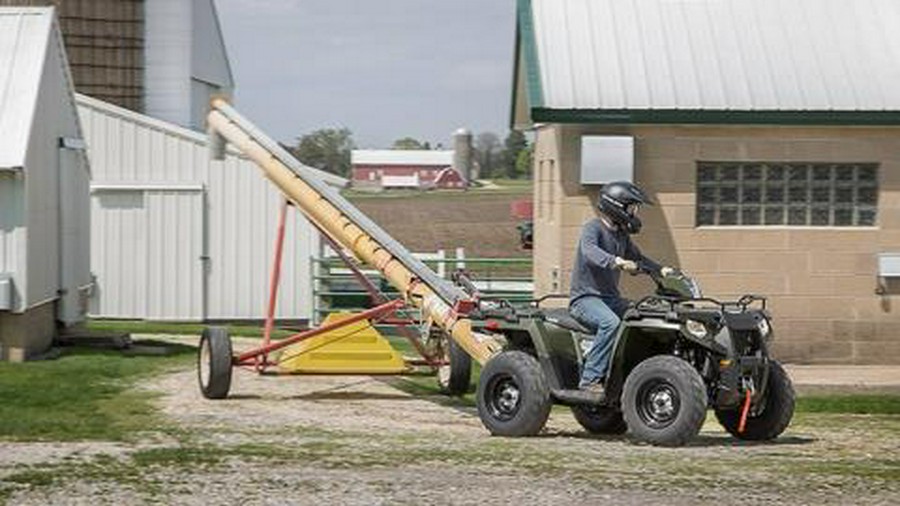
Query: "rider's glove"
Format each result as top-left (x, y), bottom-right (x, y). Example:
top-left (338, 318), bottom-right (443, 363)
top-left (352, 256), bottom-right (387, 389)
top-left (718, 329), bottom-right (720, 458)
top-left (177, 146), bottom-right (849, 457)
top-left (614, 256), bottom-right (639, 273)
top-left (660, 266), bottom-right (676, 277)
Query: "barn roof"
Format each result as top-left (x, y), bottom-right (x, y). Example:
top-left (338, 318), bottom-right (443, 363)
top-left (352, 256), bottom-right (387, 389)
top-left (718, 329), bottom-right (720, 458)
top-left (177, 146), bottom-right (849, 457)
top-left (352, 150), bottom-right (454, 166)
top-left (0, 7), bottom-right (69, 169)
top-left (512, 0), bottom-right (900, 128)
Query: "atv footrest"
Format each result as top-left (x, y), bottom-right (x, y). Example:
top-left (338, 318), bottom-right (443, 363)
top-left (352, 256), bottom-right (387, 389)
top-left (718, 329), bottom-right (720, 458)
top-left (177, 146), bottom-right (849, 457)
top-left (551, 388), bottom-right (605, 406)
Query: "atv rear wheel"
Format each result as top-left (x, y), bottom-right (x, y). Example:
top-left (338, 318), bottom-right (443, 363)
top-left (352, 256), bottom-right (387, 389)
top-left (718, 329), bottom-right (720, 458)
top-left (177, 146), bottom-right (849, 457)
top-left (571, 405), bottom-right (627, 435)
top-left (476, 351), bottom-right (551, 437)
top-left (437, 336), bottom-right (472, 395)
top-left (622, 355), bottom-right (707, 446)
top-left (198, 326), bottom-right (233, 399)
top-left (715, 360), bottom-right (795, 441)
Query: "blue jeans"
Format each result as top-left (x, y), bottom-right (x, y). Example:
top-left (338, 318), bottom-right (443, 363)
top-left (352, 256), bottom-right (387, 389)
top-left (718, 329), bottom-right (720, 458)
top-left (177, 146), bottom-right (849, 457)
top-left (569, 295), bottom-right (627, 387)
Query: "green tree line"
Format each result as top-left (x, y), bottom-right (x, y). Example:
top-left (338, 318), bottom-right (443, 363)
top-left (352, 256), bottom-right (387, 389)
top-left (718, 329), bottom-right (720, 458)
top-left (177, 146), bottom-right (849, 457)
top-left (287, 128), bottom-right (532, 180)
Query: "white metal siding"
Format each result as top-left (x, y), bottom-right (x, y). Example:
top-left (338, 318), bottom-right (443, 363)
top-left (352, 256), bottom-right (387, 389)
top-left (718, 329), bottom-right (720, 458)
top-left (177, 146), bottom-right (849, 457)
top-left (0, 173), bottom-right (25, 311)
top-left (528, 0), bottom-right (900, 111)
top-left (23, 10), bottom-right (88, 315)
top-left (80, 95), bottom-right (326, 321)
top-left (58, 147), bottom-right (91, 325)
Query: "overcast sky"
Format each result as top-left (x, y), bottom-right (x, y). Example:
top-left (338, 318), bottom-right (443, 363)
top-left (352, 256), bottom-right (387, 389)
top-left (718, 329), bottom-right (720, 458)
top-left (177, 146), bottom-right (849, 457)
top-left (215, 0), bottom-right (517, 149)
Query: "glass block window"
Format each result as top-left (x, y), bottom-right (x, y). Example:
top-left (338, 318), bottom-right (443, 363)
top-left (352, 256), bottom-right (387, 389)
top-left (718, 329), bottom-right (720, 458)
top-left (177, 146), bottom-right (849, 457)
top-left (696, 162), bottom-right (878, 227)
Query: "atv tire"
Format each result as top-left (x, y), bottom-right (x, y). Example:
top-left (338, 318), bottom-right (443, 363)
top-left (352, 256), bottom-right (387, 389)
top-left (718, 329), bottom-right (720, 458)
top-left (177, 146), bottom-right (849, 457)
top-left (198, 326), bottom-right (233, 399)
top-left (571, 405), bottom-right (628, 435)
top-left (476, 351), bottom-right (551, 437)
top-left (715, 360), bottom-right (795, 441)
top-left (622, 355), bottom-right (707, 446)
top-left (437, 336), bottom-right (472, 396)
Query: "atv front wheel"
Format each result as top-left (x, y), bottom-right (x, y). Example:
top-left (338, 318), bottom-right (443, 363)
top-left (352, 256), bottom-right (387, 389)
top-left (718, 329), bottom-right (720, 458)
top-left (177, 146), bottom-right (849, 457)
top-left (715, 360), bottom-right (795, 441)
top-left (571, 405), bottom-right (627, 435)
top-left (622, 355), bottom-right (707, 446)
top-left (437, 335), bottom-right (472, 395)
top-left (198, 326), bottom-right (233, 399)
top-left (476, 351), bottom-right (551, 437)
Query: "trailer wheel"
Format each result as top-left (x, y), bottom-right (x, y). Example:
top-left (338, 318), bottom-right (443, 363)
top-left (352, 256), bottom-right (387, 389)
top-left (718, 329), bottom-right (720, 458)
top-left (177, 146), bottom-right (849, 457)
top-left (571, 405), bottom-right (627, 435)
top-left (198, 326), bottom-right (233, 399)
top-left (622, 355), bottom-right (707, 446)
top-left (715, 361), bottom-right (795, 441)
top-left (476, 351), bottom-right (551, 437)
top-left (437, 336), bottom-right (472, 395)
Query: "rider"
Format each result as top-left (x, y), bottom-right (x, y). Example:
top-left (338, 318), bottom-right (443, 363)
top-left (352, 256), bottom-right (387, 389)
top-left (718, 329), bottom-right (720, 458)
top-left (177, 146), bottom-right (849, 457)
top-left (569, 181), bottom-right (674, 395)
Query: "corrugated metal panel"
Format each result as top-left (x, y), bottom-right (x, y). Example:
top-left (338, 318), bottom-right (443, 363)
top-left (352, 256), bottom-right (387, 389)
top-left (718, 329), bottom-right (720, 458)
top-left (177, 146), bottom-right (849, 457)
top-left (79, 94), bottom-right (336, 321)
top-left (0, 173), bottom-right (25, 310)
top-left (0, 8), bottom-right (52, 169)
top-left (528, 0), bottom-right (900, 111)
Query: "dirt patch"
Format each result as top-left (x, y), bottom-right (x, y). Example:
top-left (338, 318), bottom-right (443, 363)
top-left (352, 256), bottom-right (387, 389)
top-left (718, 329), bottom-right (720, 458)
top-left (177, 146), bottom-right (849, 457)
top-left (349, 193), bottom-right (531, 259)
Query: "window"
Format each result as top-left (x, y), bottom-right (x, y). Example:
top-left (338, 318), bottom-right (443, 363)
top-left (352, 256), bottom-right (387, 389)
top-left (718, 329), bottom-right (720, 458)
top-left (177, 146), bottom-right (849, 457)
top-left (696, 162), bottom-right (878, 227)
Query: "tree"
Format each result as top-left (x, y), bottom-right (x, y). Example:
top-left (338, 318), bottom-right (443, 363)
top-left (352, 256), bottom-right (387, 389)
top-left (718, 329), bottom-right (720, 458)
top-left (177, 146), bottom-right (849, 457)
top-left (392, 137), bottom-right (427, 150)
top-left (474, 131), bottom-right (501, 179)
top-left (515, 145), bottom-right (534, 178)
top-left (294, 128), bottom-right (355, 177)
top-left (501, 130), bottom-right (529, 179)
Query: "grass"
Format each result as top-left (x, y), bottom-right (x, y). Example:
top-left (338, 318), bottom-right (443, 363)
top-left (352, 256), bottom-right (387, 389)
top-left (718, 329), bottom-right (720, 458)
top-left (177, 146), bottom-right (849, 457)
top-left (796, 394), bottom-right (900, 415)
top-left (0, 344), bottom-right (193, 442)
top-left (86, 319), bottom-right (296, 339)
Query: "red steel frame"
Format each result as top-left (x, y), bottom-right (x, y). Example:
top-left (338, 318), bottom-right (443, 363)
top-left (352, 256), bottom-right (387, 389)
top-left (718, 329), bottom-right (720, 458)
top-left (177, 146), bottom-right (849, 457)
top-left (233, 199), bottom-right (439, 372)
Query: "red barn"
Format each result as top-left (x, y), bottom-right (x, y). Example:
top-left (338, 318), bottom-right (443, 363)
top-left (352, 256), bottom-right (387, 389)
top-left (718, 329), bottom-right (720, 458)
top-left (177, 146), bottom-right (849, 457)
top-left (351, 150), bottom-right (466, 190)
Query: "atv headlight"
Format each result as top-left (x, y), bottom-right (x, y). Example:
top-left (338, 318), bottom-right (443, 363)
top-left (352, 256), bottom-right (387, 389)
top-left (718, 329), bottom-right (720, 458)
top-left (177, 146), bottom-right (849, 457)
top-left (757, 317), bottom-right (771, 339)
top-left (684, 319), bottom-right (709, 339)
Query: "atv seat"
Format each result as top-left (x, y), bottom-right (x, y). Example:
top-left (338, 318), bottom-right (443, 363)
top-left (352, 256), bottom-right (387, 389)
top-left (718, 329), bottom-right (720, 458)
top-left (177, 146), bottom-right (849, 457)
top-left (543, 308), bottom-right (596, 335)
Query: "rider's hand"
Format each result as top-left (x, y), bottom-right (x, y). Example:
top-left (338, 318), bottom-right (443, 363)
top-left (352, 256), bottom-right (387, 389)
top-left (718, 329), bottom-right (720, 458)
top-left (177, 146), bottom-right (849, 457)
top-left (614, 256), bottom-right (639, 273)
top-left (660, 266), bottom-right (676, 277)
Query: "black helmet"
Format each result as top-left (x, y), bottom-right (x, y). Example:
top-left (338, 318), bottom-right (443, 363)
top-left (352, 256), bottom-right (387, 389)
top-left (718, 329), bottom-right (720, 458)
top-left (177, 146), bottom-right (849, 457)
top-left (597, 181), bottom-right (652, 234)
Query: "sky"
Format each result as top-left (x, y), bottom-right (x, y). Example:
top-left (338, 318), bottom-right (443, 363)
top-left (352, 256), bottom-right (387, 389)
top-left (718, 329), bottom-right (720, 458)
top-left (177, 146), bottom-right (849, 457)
top-left (215, 0), bottom-right (518, 149)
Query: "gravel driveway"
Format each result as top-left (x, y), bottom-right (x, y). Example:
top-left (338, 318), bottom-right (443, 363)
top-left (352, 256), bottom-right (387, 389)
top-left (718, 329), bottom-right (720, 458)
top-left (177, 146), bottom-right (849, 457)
top-left (1, 338), bottom-right (898, 505)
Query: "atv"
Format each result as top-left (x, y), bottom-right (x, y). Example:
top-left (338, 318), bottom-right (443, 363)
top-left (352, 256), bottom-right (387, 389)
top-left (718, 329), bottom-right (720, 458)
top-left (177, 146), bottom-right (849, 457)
top-left (446, 269), bottom-right (795, 446)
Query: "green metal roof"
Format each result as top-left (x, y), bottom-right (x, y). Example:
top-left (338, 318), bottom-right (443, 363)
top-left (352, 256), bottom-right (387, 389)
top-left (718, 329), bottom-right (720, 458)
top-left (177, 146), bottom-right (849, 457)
top-left (513, 0), bottom-right (900, 128)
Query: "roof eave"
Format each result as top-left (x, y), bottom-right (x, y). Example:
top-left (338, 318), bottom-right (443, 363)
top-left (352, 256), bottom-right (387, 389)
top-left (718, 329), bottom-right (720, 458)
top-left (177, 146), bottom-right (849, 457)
top-left (530, 108), bottom-right (900, 126)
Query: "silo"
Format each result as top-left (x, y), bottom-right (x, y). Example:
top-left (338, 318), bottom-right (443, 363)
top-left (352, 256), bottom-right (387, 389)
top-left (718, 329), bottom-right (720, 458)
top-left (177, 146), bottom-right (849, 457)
top-left (452, 128), bottom-right (474, 184)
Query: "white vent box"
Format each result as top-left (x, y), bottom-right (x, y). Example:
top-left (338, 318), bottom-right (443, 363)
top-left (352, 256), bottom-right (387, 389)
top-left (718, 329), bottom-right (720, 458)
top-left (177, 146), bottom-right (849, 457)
top-left (878, 253), bottom-right (900, 278)
top-left (580, 136), bottom-right (634, 184)
top-left (0, 273), bottom-right (11, 311)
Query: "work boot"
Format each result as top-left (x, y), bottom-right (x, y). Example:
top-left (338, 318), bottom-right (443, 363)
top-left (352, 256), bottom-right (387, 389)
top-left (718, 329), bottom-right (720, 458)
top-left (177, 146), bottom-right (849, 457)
top-left (573, 381), bottom-right (606, 402)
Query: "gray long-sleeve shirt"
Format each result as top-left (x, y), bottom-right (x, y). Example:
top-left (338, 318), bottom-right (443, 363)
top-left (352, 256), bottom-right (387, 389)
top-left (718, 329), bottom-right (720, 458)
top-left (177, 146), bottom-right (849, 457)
top-left (569, 218), bottom-right (662, 303)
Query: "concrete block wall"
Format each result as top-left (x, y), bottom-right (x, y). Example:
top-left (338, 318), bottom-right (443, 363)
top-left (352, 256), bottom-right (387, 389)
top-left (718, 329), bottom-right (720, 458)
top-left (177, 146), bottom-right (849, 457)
top-left (532, 124), bottom-right (900, 364)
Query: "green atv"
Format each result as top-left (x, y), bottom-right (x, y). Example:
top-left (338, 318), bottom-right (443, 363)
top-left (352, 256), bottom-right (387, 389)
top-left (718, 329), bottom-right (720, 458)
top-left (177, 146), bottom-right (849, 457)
top-left (446, 269), bottom-right (795, 447)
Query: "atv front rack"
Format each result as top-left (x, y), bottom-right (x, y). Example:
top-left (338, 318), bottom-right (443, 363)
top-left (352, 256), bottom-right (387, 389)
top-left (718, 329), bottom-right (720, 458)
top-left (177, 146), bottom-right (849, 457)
top-left (635, 294), bottom-right (767, 314)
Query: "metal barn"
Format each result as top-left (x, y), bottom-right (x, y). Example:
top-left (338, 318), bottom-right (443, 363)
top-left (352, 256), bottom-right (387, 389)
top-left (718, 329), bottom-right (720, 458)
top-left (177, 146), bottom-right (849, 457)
top-left (77, 94), bottom-right (346, 322)
top-left (0, 7), bottom-right (92, 361)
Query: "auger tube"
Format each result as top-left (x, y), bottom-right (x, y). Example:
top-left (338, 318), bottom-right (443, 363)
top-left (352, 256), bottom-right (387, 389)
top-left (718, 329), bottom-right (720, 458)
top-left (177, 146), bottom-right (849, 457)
top-left (206, 98), bottom-right (500, 364)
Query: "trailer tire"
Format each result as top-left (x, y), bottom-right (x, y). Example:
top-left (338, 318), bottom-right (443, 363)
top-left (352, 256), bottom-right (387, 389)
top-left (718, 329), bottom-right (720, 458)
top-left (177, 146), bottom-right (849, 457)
top-left (477, 351), bottom-right (551, 437)
top-left (198, 326), bottom-right (233, 399)
top-left (715, 360), bottom-right (795, 441)
top-left (438, 337), bottom-right (472, 395)
top-left (622, 355), bottom-right (707, 447)
top-left (571, 405), bottom-right (628, 435)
